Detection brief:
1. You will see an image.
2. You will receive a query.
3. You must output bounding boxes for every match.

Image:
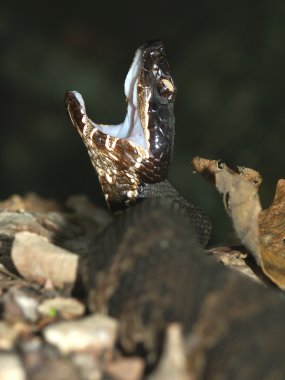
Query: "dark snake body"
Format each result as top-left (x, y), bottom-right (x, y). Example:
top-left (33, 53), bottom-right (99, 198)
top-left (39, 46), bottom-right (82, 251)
top-left (66, 42), bottom-right (285, 379)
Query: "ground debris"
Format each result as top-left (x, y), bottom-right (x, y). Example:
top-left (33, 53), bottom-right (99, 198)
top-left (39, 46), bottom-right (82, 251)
top-left (1, 189), bottom-right (285, 379)
top-left (38, 297), bottom-right (85, 319)
top-left (207, 245), bottom-right (262, 283)
top-left (0, 353), bottom-right (26, 380)
top-left (43, 314), bottom-right (118, 354)
top-left (0, 193), bottom-right (63, 212)
top-left (21, 338), bottom-right (81, 380)
top-left (12, 231), bottom-right (78, 288)
top-left (105, 357), bottom-right (145, 380)
top-left (147, 324), bottom-right (189, 380)
top-left (3, 285), bottom-right (40, 322)
top-left (0, 194), bottom-right (117, 380)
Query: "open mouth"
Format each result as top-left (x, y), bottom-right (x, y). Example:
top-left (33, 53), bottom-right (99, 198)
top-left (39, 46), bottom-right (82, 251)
top-left (70, 46), bottom-right (148, 150)
top-left (66, 40), bottom-right (176, 210)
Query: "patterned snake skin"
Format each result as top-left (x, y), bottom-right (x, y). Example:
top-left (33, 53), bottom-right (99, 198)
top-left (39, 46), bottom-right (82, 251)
top-left (66, 42), bottom-right (285, 379)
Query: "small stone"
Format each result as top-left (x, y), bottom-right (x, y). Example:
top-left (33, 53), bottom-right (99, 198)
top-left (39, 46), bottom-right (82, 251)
top-left (72, 353), bottom-right (102, 380)
top-left (3, 287), bottom-right (39, 323)
top-left (0, 211), bottom-right (48, 239)
top-left (11, 231), bottom-right (78, 287)
top-left (0, 353), bottom-right (26, 380)
top-left (43, 279), bottom-right (55, 290)
top-left (14, 293), bottom-right (39, 322)
top-left (0, 320), bottom-right (34, 351)
top-left (43, 314), bottom-right (118, 354)
top-left (0, 193), bottom-right (61, 212)
top-left (0, 321), bottom-right (18, 350)
top-left (105, 357), bottom-right (145, 380)
top-left (147, 323), bottom-right (189, 380)
top-left (38, 297), bottom-right (85, 319)
top-left (21, 339), bottom-right (81, 380)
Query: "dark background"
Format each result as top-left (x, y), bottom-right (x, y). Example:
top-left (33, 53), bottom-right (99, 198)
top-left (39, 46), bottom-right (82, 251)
top-left (1, 1), bottom-right (285, 242)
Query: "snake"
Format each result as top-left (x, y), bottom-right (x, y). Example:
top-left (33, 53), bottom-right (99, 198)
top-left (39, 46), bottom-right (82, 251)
top-left (65, 41), bottom-right (285, 379)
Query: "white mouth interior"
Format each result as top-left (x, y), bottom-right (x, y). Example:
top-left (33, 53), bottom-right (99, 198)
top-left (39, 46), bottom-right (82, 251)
top-left (74, 48), bottom-right (147, 149)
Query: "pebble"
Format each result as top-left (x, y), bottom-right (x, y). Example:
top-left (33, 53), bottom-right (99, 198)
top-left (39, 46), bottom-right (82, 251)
top-left (14, 292), bottom-right (39, 322)
top-left (147, 323), bottom-right (189, 380)
top-left (0, 193), bottom-right (61, 212)
top-left (38, 297), bottom-right (85, 319)
top-left (105, 357), bottom-right (145, 380)
top-left (0, 353), bottom-right (26, 380)
top-left (71, 353), bottom-right (102, 380)
top-left (0, 320), bottom-right (35, 352)
top-left (11, 231), bottom-right (78, 287)
top-left (43, 314), bottom-right (118, 354)
top-left (0, 321), bottom-right (18, 350)
top-left (3, 287), bottom-right (39, 322)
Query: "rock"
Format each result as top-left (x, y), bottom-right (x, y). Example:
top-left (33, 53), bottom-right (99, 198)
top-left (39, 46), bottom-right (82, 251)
top-left (0, 320), bottom-right (34, 351)
top-left (147, 324), bottom-right (189, 380)
top-left (0, 321), bottom-right (18, 350)
top-left (14, 291), bottom-right (39, 322)
top-left (0, 353), bottom-right (26, 380)
top-left (21, 338), bottom-right (81, 380)
top-left (43, 314), bottom-right (118, 354)
top-left (105, 357), bottom-right (145, 380)
top-left (0, 193), bottom-right (62, 212)
top-left (3, 287), bottom-right (39, 322)
top-left (0, 211), bottom-right (49, 240)
top-left (71, 353), bottom-right (102, 380)
top-left (38, 297), bottom-right (85, 319)
top-left (11, 232), bottom-right (78, 287)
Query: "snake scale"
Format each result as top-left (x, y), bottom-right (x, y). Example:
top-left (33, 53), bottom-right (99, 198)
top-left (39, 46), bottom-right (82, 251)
top-left (66, 41), bottom-right (285, 379)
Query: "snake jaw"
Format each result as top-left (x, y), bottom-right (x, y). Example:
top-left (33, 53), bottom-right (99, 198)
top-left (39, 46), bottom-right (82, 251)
top-left (65, 41), bottom-right (176, 211)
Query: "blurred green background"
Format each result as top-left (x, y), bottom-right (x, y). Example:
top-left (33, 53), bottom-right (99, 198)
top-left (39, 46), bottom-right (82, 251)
top-left (1, 1), bottom-right (285, 242)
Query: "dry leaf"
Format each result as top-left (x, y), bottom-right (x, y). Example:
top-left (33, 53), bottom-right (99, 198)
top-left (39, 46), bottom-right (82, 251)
top-left (192, 157), bottom-right (285, 289)
top-left (207, 246), bottom-right (260, 283)
top-left (258, 179), bottom-right (285, 288)
top-left (192, 157), bottom-right (262, 188)
top-left (192, 157), bottom-right (262, 260)
top-left (215, 167), bottom-right (262, 262)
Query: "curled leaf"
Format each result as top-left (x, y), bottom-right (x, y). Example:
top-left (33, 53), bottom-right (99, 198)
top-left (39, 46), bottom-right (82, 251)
top-left (192, 157), bottom-right (262, 188)
top-left (258, 179), bottom-right (285, 288)
top-left (193, 157), bottom-right (285, 289)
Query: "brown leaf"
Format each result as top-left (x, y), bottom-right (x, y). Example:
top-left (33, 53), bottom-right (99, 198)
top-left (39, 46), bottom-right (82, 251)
top-left (215, 167), bottom-right (261, 261)
top-left (11, 232), bottom-right (78, 288)
top-left (258, 179), bottom-right (285, 288)
top-left (192, 157), bottom-right (263, 188)
top-left (193, 157), bottom-right (262, 261)
top-left (207, 246), bottom-right (261, 283)
top-left (192, 156), bottom-right (221, 184)
top-left (193, 157), bottom-right (285, 289)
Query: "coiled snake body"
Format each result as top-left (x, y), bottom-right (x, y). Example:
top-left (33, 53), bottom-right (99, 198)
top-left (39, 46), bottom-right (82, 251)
top-left (66, 42), bottom-right (285, 379)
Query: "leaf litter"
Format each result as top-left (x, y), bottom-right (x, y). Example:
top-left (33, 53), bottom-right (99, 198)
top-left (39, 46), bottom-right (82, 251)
top-left (193, 156), bottom-right (285, 289)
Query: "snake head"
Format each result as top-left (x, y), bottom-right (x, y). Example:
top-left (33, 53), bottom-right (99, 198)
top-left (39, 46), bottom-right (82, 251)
top-left (65, 41), bottom-right (176, 212)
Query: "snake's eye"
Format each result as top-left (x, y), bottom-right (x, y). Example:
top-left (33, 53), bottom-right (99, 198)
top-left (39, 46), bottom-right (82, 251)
top-left (157, 79), bottom-right (175, 99)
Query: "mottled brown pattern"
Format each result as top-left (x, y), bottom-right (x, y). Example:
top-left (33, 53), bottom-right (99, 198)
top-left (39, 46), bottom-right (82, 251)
top-left (65, 41), bottom-right (176, 212)
top-left (65, 42), bottom-right (285, 378)
top-left (66, 92), bottom-right (171, 211)
top-left (77, 197), bottom-right (285, 379)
